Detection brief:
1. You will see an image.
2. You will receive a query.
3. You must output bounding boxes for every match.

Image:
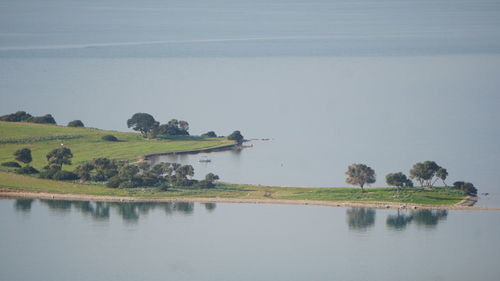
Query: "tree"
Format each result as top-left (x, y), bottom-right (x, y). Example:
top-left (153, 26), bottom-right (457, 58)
top-left (385, 172), bottom-right (413, 192)
top-left (345, 163), bottom-right (376, 192)
top-left (75, 163), bottom-right (94, 181)
top-left (0, 111), bottom-right (32, 122)
top-left (409, 161), bottom-right (444, 188)
top-left (228, 130), bottom-right (244, 144)
top-left (157, 119), bottom-right (190, 136)
top-left (201, 131), bottom-right (217, 138)
top-left (30, 114), bottom-right (56, 124)
top-left (175, 165), bottom-right (194, 180)
top-left (127, 113), bottom-right (159, 138)
top-left (67, 120), bottom-right (84, 127)
top-left (453, 181), bottom-right (478, 196)
top-left (435, 167), bottom-right (448, 187)
top-left (205, 173), bottom-right (220, 183)
top-left (46, 147), bottom-right (73, 170)
top-left (14, 148), bottom-right (32, 166)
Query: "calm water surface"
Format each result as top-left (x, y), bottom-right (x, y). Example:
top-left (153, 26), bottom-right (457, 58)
top-left (1, 199), bottom-right (499, 281)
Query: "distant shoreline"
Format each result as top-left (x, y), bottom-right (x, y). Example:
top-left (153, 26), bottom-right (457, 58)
top-left (1, 189), bottom-right (495, 211)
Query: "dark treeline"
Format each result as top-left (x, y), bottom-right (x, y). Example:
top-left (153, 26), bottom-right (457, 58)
top-left (0, 111), bottom-right (56, 124)
top-left (126, 112), bottom-right (244, 143)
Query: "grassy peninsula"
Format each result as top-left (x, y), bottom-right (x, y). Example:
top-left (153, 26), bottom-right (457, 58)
top-left (0, 121), bottom-right (473, 207)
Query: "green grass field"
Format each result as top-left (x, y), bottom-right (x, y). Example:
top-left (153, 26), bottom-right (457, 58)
top-left (0, 121), bottom-right (233, 170)
top-left (0, 171), bottom-right (466, 205)
top-left (0, 121), bottom-right (468, 206)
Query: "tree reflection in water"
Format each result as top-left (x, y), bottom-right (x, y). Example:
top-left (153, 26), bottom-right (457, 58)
top-left (14, 199), bottom-right (34, 212)
top-left (15, 200), bottom-right (210, 222)
top-left (386, 210), bottom-right (413, 231)
top-left (386, 209), bottom-right (448, 230)
top-left (346, 208), bottom-right (376, 231)
top-left (346, 207), bottom-right (449, 231)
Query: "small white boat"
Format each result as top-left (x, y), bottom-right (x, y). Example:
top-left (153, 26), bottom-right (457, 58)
top-left (199, 156), bottom-right (211, 163)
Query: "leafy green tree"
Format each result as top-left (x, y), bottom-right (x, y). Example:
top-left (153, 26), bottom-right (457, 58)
top-left (67, 120), bottom-right (84, 127)
top-left (228, 130), bottom-right (244, 144)
top-left (409, 161), bottom-right (444, 188)
top-left (127, 113), bottom-right (159, 138)
top-left (385, 172), bottom-right (413, 192)
top-left (435, 167), bottom-right (448, 186)
top-left (75, 163), bottom-right (94, 181)
top-left (175, 165), bottom-right (194, 180)
top-left (150, 163), bottom-right (173, 177)
top-left (14, 148), bottom-right (32, 166)
top-left (30, 114), bottom-right (56, 124)
top-left (0, 111), bottom-right (33, 122)
top-left (46, 147), bottom-right (73, 170)
top-left (453, 181), bottom-right (478, 195)
top-left (205, 173), bottom-right (220, 183)
top-left (157, 119), bottom-right (190, 136)
top-left (345, 163), bottom-right (376, 192)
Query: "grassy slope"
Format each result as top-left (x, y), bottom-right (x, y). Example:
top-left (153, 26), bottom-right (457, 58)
top-left (0, 121), bottom-right (233, 170)
top-left (0, 121), bottom-right (467, 205)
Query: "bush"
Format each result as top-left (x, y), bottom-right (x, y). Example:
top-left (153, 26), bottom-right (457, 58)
top-left (194, 180), bottom-right (215, 189)
top-left (39, 169), bottom-right (58, 179)
top-left (106, 176), bottom-right (122, 188)
top-left (201, 131), bottom-right (217, 138)
top-left (1, 161), bottom-right (21, 168)
top-left (0, 111), bottom-right (33, 122)
top-left (453, 181), bottom-right (478, 196)
top-left (101, 135), bottom-right (118, 142)
top-left (118, 181), bottom-right (135, 188)
top-left (52, 170), bottom-right (79, 181)
top-left (29, 114), bottom-right (56, 124)
top-left (16, 166), bottom-right (39, 174)
top-left (67, 120), bottom-right (84, 127)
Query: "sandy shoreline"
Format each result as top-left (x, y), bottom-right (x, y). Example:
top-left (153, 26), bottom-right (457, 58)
top-left (1, 189), bottom-right (498, 211)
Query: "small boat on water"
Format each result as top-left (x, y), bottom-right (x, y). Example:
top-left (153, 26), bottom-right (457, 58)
top-left (199, 156), bottom-right (211, 163)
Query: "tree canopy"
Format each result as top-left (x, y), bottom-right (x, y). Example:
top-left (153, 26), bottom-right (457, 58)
top-left (345, 163), bottom-right (376, 191)
top-left (157, 119), bottom-right (190, 136)
top-left (386, 172), bottom-right (413, 191)
top-left (46, 147), bottom-right (73, 170)
top-left (228, 130), bottom-right (244, 144)
top-left (14, 148), bottom-right (32, 166)
top-left (67, 120), bottom-right (84, 127)
top-left (409, 161), bottom-right (446, 188)
top-left (127, 113), bottom-right (159, 138)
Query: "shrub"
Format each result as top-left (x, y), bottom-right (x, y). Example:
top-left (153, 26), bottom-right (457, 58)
top-left (118, 181), bottom-right (135, 188)
top-left (52, 170), bottom-right (79, 181)
top-left (0, 111), bottom-right (33, 122)
top-left (101, 135), bottom-right (118, 142)
top-left (16, 166), bottom-right (39, 174)
top-left (29, 114), bottom-right (56, 124)
top-left (453, 181), bottom-right (478, 196)
top-left (67, 120), bottom-right (84, 127)
top-left (1, 161), bottom-right (21, 168)
top-left (194, 180), bottom-right (215, 189)
top-left (39, 169), bottom-right (58, 179)
top-left (106, 176), bottom-right (123, 188)
top-left (201, 131), bottom-right (217, 138)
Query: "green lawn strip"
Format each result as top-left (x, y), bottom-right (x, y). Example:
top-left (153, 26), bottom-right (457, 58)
top-left (0, 172), bottom-right (467, 204)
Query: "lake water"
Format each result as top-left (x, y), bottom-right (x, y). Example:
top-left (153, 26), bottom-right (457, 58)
top-left (1, 198), bottom-right (500, 281)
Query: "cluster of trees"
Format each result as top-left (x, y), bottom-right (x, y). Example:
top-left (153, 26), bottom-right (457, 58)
top-left (126, 112), bottom-right (244, 144)
top-left (0, 111), bottom-right (56, 124)
top-left (2, 146), bottom-right (220, 189)
top-left (127, 113), bottom-right (189, 138)
top-left (345, 161), bottom-right (477, 195)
